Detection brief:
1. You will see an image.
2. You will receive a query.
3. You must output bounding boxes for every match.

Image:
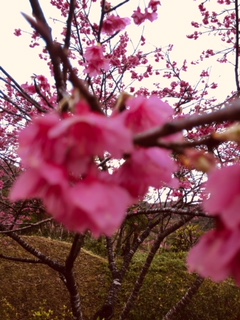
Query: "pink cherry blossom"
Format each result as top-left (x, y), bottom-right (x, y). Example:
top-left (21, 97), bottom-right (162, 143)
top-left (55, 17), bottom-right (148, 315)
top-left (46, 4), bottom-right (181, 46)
top-left (102, 15), bottom-right (131, 36)
top-left (16, 104), bottom-right (133, 178)
top-left (112, 147), bottom-right (178, 199)
top-left (145, 11), bottom-right (158, 22)
top-left (17, 113), bottom-right (61, 168)
top-left (49, 108), bottom-right (133, 167)
top-left (68, 177), bottom-right (133, 237)
top-left (11, 169), bottom-right (133, 237)
top-left (14, 28), bottom-right (22, 36)
top-left (188, 224), bottom-right (240, 284)
top-left (132, 7), bottom-right (147, 25)
top-left (10, 105), bottom-right (135, 237)
top-left (84, 45), bottom-right (110, 76)
top-left (124, 95), bottom-right (174, 134)
top-left (203, 164), bottom-right (240, 229)
top-left (148, 0), bottom-right (161, 12)
top-left (10, 164), bottom-right (68, 202)
top-left (132, 7), bottom-right (158, 25)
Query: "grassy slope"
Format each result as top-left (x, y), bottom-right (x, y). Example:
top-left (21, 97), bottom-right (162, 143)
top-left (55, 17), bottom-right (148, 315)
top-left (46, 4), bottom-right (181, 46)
top-left (0, 236), bottom-right (109, 320)
top-left (1, 236), bottom-right (240, 320)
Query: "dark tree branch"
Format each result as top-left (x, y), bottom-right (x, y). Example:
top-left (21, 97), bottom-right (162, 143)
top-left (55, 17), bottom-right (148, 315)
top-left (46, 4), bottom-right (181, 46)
top-left (0, 224), bottom-right (64, 272)
top-left (0, 254), bottom-right (43, 264)
top-left (0, 67), bottom-right (47, 113)
top-left (234, 0), bottom-right (240, 93)
top-left (64, 0), bottom-right (76, 50)
top-left (134, 101), bottom-right (240, 147)
top-left (63, 0), bottom-right (76, 84)
top-left (120, 216), bottom-right (194, 319)
top-left (106, 0), bottom-right (130, 13)
top-left (127, 207), bottom-right (210, 219)
top-left (0, 218), bottom-right (53, 234)
top-left (65, 233), bottom-right (85, 270)
top-left (162, 276), bottom-right (204, 320)
top-left (33, 77), bottom-right (54, 109)
top-left (29, 0), bottom-right (50, 27)
top-left (97, 0), bottom-right (106, 43)
top-left (56, 44), bottom-right (104, 113)
top-left (23, 7), bottom-right (65, 100)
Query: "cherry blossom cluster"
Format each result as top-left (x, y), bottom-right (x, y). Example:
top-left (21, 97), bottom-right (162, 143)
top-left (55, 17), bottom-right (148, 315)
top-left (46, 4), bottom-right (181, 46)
top-left (10, 95), bottom-right (178, 237)
top-left (188, 163), bottom-right (240, 284)
top-left (132, 0), bottom-right (161, 25)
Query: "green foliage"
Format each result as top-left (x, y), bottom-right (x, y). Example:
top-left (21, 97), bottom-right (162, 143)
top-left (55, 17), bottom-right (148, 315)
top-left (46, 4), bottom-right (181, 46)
top-left (0, 300), bottom-right (72, 320)
top-left (167, 224), bottom-right (204, 252)
top-left (84, 234), bottom-right (108, 257)
top-left (32, 304), bottom-right (72, 320)
top-left (121, 252), bottom-right (240, 320)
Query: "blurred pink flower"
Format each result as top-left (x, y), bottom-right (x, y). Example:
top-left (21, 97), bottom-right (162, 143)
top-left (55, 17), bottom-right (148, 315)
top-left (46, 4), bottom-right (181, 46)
top-left (124, 95), bottom-right (173, 134)
top-left (11, 170), bottom-right (133, 237)
top-left (112, 147), bottom-right (178, 199)
top-left (10, 165), bottom-right (68, 202)
top-left (49, 108), bottom-right (133, 175)
top-left (102, 15), bottom-right (130, 35)
top-left (10, 105), bottom-right (135, 237)
top-left (188, 224), bottom-right (240, 284)
top-left (132, 7), bottom-right (148, 25)
top-left (17, 113), bottom-right (61, 168)
top-left (84, 45), bottom-right (110, 76)
top-left (203, 164), bottom-right (240, 229)
top-left (132, 7), bottom-right (158, 25)
top-left (68, 177), bottom-right (133, 237)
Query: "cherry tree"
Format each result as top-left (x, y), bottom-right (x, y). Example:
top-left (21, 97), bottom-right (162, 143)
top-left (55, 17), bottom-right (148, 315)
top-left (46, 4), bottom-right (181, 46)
top-left (1, 0), bottom-right (240, 319)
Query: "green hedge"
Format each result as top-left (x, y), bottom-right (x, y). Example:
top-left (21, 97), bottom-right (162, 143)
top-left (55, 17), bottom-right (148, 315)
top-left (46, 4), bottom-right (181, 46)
top-left (121, 252), bottom-right (240, 320)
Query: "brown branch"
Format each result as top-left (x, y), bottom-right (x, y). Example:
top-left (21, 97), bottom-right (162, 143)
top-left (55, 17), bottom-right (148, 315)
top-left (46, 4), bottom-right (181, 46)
top-left (29, 0), bottom-right (50, 26)
top-left (120, 216), bottom-right (193, 320)
top-left (0, 66), bottom-right (47, 113)
top-left (127, 207), bottom-right (210, 218)
top-left (0, 218), bottom-right (53, 234)
top-left (0, 224), bottom-right (64, 272)
top-left (56, 44), bottom-right (104, 114)
top-left (134, 101), bottom-right (240, 147)
top-left (65, 234), bottom-right (85, 270)
top-left (106, 0), bottom-right (130, 13)
top-left (162, 276), bottom-right (204, 320)
top-left (0, 254), bottom-right (43, 264)
top-left (64, 0), bottom-right (76, 50)
top-left (234, 0), bottom-right (240, 93)
top-left (97, 0), bottom-right (106, 42)
top-left (63, 0), bottom-right (76, 84)
top-left (33, 77), bottom-right (54, 109)
top-left (23, 10), bottom-right (65, 100)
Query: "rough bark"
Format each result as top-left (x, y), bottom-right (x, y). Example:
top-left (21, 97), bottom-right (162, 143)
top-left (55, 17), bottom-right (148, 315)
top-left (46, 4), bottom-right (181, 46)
top-left (120, 216), bottom-right (193, 320)
top-left (162, 275), bottom-right (204, 320)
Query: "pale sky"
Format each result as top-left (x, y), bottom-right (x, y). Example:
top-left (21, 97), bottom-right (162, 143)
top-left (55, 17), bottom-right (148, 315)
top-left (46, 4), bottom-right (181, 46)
top-left (0, 0), bottom-right (235, 102)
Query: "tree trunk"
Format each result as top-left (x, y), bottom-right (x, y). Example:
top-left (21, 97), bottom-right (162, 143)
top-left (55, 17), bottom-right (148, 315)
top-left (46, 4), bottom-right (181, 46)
top-left (120, 216), bottom-right (193, 320)
top-left (162, 275), bottom-right (204, 320)
top-left (64, 270), bottom-right (84, 320)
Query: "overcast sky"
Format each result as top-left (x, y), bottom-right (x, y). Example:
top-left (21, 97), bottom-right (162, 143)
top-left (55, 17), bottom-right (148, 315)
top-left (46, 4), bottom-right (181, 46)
top-left (0, 0), bottom-right (235, 102)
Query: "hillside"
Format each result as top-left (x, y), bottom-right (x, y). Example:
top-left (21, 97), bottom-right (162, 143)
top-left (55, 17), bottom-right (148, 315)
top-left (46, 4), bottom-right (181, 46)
top-left (0, 236), bottom-right (109, 319)
top-left (1, 236), bottom-right (240, 320)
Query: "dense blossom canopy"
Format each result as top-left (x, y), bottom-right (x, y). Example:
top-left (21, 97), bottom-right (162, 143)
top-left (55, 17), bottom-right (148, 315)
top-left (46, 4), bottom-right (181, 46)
top-left (10, 96), bottom-right (178, 236)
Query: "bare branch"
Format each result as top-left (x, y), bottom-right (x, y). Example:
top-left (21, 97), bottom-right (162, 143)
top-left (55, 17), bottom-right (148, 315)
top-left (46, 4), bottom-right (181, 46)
top-left (0, 254), bottom-right (43, 264)
top-left (234, 0), bottom-right (240, 93)
top-left (134, 102), bottom-right (240, 147)
top-left (0, 218), bottom-right (53, 234)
